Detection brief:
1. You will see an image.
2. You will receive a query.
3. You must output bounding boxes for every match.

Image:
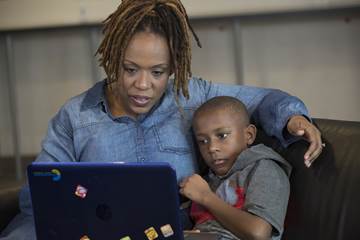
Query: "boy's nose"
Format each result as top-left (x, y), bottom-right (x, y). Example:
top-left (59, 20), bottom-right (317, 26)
top-left (208, 141), bottom-right (220, 153)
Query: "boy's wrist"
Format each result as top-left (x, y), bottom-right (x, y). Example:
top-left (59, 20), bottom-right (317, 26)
top-left (201, 190), bottom-right (217, 208)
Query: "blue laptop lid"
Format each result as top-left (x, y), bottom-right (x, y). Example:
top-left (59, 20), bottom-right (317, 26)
top-left (27, 162), bottom-right (183, 240)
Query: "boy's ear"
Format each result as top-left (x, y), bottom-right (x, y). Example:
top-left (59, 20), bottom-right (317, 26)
top-left (245, 124), bottom-right (257, 145)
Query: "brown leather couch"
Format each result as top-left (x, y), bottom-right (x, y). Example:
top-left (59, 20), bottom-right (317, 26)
top-left (255, 118), bottom-right (360, 240)
top-left (0, 180), bottom-right (23, 233)
top-left (1, 118), bottom-right (360, 239)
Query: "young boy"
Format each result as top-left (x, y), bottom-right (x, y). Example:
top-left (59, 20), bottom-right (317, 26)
top-left (180, 96), bottom-right (291, 240)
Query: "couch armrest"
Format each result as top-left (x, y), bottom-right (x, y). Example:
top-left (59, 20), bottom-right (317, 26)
top-left (254, 118), bottom-right (360, 240)
top-left (0, 180), bottom-right (23, 232)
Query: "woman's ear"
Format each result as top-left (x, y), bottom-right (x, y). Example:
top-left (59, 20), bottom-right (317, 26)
top-left (245, 124), bottom-right (257, 146)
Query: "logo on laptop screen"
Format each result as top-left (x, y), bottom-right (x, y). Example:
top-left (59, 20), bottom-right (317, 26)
top-left (33, 169), bottom-right (61, 181)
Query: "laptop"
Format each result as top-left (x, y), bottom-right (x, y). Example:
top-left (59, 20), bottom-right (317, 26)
top-left (28, 162), bottom-right (220, 240)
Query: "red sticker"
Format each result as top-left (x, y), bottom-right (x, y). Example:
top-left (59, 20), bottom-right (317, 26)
top-left (75, 185), bottom-right (88, 199)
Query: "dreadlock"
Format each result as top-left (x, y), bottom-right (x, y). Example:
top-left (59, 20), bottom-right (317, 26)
top-left (96, 0), bottom-right (201, 99)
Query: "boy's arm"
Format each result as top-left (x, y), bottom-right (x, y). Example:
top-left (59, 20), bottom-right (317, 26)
top-left (179, 174), bottom-right (272, 240)
top-left (241, 159), bottom-right (290, 238)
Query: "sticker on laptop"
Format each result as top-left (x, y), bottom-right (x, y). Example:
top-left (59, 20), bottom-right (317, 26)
top-left (120, 236), bottom-right (131, 240)
top-left (80, 235), bottom-right (90, 240)
top-left (144, 227), bottom-right (158, 240)
top-left (32, 169), bottom-right (61, 181)
top-left (119, 236), bottom-right (131, 240)
top-left (160, 224), bottom-right (174, 237)
top-left (75, 185), bottom-right (88, 199)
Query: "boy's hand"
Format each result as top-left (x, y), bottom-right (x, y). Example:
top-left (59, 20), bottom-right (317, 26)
top-left (179, 174), bottom-right (213, 205)
top-left (287, 115), bottom-right (323, 167)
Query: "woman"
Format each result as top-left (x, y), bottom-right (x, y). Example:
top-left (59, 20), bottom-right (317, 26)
top-left (0, 0), bottom-right (322, 239)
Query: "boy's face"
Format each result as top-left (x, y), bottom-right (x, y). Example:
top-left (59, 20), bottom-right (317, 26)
top-left (193, 108), bottom-right (255, 176)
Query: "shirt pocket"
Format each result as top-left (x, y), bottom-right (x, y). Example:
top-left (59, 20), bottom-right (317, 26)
top-left (153, 119), bottom-right (193, 155)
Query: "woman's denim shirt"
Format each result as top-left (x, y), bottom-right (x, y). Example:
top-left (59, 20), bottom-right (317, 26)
top-left (36, 77), bottom-right (307, 181)
top-left (1, 77), bottom-right (309, 239)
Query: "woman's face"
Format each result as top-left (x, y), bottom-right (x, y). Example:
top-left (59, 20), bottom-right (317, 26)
top-left (110, 31), bottom-right (171, 118)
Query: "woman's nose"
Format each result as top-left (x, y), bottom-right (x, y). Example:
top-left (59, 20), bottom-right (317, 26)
top-left (134, 71), bottom-right (151, 90)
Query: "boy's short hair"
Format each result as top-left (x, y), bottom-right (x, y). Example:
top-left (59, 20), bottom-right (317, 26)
top-left (193, 96), bottom-right (250, 125)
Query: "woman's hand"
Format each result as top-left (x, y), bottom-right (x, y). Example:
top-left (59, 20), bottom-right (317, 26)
top-left (179, 174), bottom-right (213, 205)
top-left (287, 115), bottom-right (323, 167)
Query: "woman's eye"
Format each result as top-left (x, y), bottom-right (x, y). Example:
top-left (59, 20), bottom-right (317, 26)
top-left (152, 70), bottom-right (164, 77)
top-left (125, 67), bottom-right (137, 74)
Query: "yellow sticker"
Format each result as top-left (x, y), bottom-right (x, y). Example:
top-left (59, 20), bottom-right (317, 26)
top-left (144, 227), bottom-right (158, 240)
top-left (119, 236), bottom-right (131, 240)
top-left (80, 235), bottom-right (90, 240)
top-left (160, 224), bottom-right (174, 237)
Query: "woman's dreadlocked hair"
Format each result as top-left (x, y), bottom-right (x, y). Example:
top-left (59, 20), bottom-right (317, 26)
top-left (96, 0), bottom-right (201, 99)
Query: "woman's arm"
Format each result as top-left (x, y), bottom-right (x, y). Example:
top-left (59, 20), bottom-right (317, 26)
top-left (0, 107), bottom-right (75, 239)
top-left (188, 77), bottom-right (323, 165)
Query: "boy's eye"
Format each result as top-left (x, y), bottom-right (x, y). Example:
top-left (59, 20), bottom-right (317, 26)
top-left (197, 139), bottom-right (208, 145)
top-left (217, 133), bottom-right (229, 139)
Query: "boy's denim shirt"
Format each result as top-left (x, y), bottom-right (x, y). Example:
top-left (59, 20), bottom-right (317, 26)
top-left (0, 77), bottom-right (308, 239)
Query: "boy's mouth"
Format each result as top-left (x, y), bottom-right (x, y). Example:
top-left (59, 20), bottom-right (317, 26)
top-left (213, 159), bottom-right (226, 167)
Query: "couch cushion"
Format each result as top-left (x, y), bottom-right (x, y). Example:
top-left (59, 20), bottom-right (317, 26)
top-left (255, 118), bottom-right (360, 240)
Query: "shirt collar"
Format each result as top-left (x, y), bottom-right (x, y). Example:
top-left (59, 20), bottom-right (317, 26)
top-left (80, 79), bottom-right (106, 111)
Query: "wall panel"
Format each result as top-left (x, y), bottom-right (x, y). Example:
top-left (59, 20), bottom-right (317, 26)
top-left (191, 19), bottom-right (238, 85)
top-left (240, 14), bottom-right (360, 121)
top-left (12, 29), bottom-right (94, 155)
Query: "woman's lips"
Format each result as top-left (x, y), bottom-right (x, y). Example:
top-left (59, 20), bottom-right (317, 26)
top-left (130, 95), bottom-right (151, 107)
